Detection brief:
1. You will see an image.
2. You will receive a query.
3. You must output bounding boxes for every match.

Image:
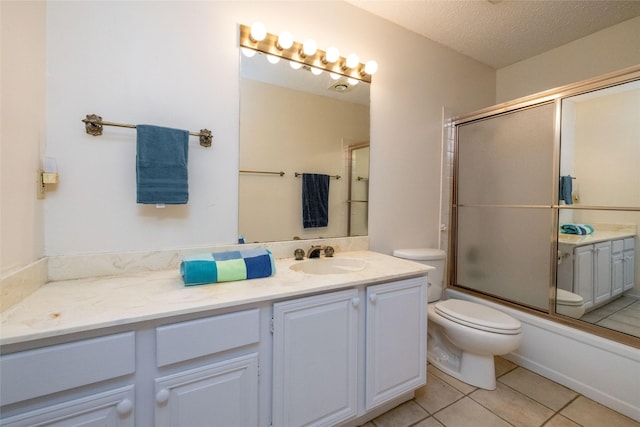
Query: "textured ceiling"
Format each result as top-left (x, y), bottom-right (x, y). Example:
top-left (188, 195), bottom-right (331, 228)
top-left (346, 0), bottom-right (640, 68)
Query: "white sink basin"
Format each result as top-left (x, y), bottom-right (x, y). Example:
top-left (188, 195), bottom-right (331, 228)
top-left (289, 258), bottom-right (367, 275)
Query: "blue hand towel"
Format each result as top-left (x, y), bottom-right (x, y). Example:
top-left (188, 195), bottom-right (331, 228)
top-left (136, 124), bottom-right (189, 204)
top-left (560, 224), bottom-right (594, 235)
top-left (302, 173), bottom-right (330, 228)
top-left (559, 175), bottom-right (573, 205)
top-left (180, 248), bottom-right (276, 286)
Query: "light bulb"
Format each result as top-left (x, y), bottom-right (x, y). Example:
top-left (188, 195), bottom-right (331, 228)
top-left (289, 61), bottom-right (303, 70)
top-left (345, 53), bottom-right (360, 69)
top-left (278, 31), bottom-right (293, 50)
top-left (325, 47), bottom-right (340, 63)
top-left (348, 77), bottom-right (359, 85)
top-left (329, 72), bottom-right (341, 80)
top-left (302, 39), bottom-right (317, 57)
top-left (311, 67), bottom-right (322, 75)
top-left (241, 47), bottom-right (256, 58)
top-left (267, 54), bottom-right (280, 64)
top-left (249, 22), bottom-right (267, 42)
top-left (364, 60), bottom-right (378, 75)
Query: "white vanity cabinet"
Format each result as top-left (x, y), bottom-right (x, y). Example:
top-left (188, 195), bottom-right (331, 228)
top-left (593, 242), bottom-right (612, 305)
top-left (622, 238), bottom-right (636, 292)
top-left (568, 236), bottom-right (635, 311)
top-left (365, 279), bottom-right (427, 409)
top-left (153, 309), bottom-right (261, 427)
top-left (574, 245), bottom-right (595, 309)
top-left (0, 332), bottom-right (136, 426)
top-left (612, 238), bottom-right (636, 294)
top-left (574, 242), bottom-right (612, 309)
top-left (272, 277), bottom-right (427, 427)
top-left (272, 289), bottom-right (360, 427)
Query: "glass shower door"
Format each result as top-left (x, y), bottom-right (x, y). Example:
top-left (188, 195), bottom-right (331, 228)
top-left (454, 103), bottom-right (557, 311)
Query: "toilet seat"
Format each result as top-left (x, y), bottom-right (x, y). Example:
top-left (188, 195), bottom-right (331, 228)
top-left (556, 289), bottom-right (583, 307)
top-left (434, 299), bottom-right (522, 335)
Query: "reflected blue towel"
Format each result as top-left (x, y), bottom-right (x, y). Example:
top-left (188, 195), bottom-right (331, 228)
top-left (559, 175), bottom-right (573, 205)
top-left (136, 124), bottom-right (189, 204)
top-left (180, 248), bottom-right (276, 286)
top-left (302, 173), bottom-right (330, 228)
top-left (560, 224), bottom-right (594, 235)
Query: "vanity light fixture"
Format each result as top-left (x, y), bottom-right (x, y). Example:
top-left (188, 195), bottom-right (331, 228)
top-left (249, 22), bottom-right (267, 42)
top-left (239, 23), bottom-right (376, 83)
top-left (277, 31), bottom-right (294, 50)
top-left (344, 53), bottom-right (360, 70)
top-left (267, 54), bottom-right (281, 64)
top-left (323, 47), bottom-right (340, 64)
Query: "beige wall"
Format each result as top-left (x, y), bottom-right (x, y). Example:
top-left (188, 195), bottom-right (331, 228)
top-left (1, 1), bottom-right (46, 277)
top-left (0, 0), bottom-right (494, 266)
top-left (497, 16), bottom-right (640, 102)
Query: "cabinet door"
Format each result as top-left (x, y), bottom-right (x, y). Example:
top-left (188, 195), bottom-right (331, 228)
top-left (1, 386), bottom-right (134, 427)
top-left (272, 289), bottom-right (359, 427)
top-left (574, 245), bottom-right (594, 309)
top-left (154, 354), bottom-right (258, 427)
top-left (612, 253), bottom-right (624, 297)
top-left (623, 238), bottom-right (635, 292)
top-left (594, 242), bottom-right (612, 305)
top-left (365, 278), bottom-right (427, 409)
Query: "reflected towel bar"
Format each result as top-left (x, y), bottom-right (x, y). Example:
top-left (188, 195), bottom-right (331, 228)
top-left (82, 114), bottom-right (213, 147)
top-left (240, 169), bottom-right (285, 176)
top-left (294, 172), bottom-right (341, 180)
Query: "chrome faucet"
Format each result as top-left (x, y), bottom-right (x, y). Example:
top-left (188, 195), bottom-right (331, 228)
top-left (306, 245), bottom-right (334, 258)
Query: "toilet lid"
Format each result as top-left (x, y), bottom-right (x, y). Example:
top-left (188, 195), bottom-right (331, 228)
top-left (556, 289), bottom-right (584, 307)
top-left (434, 299), bottom-right (522, 335)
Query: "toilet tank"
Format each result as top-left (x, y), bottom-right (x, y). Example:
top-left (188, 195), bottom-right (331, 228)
top-left (392, 248), bottom-right (446, 302)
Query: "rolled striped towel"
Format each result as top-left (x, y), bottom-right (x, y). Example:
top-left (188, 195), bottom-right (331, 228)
top-left (560, 224), bottom-right (594, 235)
top-left (180, 248), bottom-right (275, 286)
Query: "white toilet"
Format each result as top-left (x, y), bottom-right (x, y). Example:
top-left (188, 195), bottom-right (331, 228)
top-left (393, 248), bottom-right (523, 390)
top-left (555, 288), bottom-right (585, 318)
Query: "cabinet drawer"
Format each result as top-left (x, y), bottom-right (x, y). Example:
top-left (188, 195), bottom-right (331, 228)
top-left (624, 238), bottom-right (635, 250)
top-left (0, 332), bottom-right (135, 405)
top-left (612, 240), bottom-right (624, 253)
top-left (156, 309), bottom-right (259, 367)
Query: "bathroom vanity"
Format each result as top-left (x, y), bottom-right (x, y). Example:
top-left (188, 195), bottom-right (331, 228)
top-left (558, 230), bottom-right (636, 311)
top-left (0, 250), bottom-right (429, 427)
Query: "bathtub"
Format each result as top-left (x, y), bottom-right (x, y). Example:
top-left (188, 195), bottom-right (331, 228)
top-left (445, 289), bottom-right (640, 422)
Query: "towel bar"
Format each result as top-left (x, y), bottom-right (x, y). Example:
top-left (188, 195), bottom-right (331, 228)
top-left (82, 114), bottom-right (213, 147)
top-left (240, 170), bottom-right (285, 176)
top-left (294, 172), bottom-right (341, 180)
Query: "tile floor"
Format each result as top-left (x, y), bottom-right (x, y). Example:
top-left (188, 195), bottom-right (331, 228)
top-left (581, 295), bottom-right (640, 338)
top-left (363, 357), bottom-right (640, 427)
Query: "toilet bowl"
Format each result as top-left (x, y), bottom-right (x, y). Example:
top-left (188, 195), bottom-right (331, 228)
top-left (556, 288), bottom-right (585, 318)
top-left (393, 248), bottom-right (523, 390)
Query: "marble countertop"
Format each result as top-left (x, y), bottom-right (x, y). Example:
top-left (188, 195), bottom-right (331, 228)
top-left (0, 251), bottom-right (431, 346)
top-left (558, 230), bottom-right (636, 246)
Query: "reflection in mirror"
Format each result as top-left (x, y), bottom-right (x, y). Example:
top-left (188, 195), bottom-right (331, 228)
top-left (347, 144), bottom-right (369, 237)
top-left (239, 52), bottom-right (370, 243)
top-left (557, 79), bottom-right (639, 338)
top-left (557, 210), bottom-right (639, 338)
top-left (559, 80), bottom-right (640, 209)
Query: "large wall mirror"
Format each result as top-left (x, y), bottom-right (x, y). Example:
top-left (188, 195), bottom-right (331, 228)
top-left (557, 78), bottom-right (640, 339)
top-left (452, 67), bottom-right (640, 346)
top-left (239, 52), bottom-right (370, 243)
